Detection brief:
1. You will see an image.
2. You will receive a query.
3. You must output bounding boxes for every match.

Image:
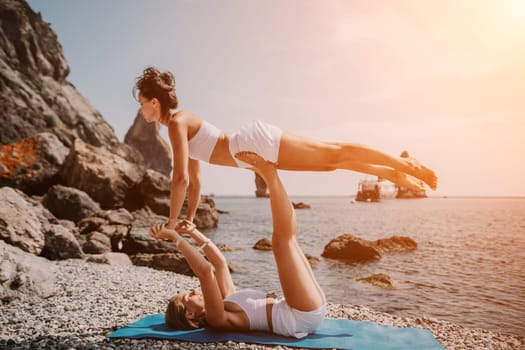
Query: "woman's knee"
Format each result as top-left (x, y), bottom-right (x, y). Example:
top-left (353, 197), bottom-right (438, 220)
top-left (323, 143), bottom-right (350, 165)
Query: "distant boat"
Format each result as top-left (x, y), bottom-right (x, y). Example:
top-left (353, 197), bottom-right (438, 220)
top-left (354, 178), bottom-right (397, 202)
top-left (396, 185), bottom-right (427, 199)
top-left (354, 151), bottom-right (429, 202)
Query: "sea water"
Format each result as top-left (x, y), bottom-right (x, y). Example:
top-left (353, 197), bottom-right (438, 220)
top-left (203, 196), bottom-right (525, 336)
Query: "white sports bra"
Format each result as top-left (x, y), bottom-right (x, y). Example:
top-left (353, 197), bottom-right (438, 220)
top-left (224, 289), bottom-right (269, 331)
top-left (187, 121), bottom-right (222, 162)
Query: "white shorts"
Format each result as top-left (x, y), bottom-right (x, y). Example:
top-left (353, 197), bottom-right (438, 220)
top-left (228, 120), bottom-right (282, 168)
top-left (271, 297), bottom-right (326, 338)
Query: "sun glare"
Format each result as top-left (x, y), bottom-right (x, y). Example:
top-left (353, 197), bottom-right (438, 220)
top-left (504, 0), bottom-right (525, 22)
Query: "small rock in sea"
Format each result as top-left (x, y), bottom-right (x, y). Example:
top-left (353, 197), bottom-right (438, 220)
top-left (354, 273), bottom-right (396, 289)
top-left (253, 237), bottom-right (272, 250)
top-left (305, 254), bottom-right (321, 266)
top-left (216, 243), bottom-right (237, 252)
top-left (292, 201), bottom-right (311, 209)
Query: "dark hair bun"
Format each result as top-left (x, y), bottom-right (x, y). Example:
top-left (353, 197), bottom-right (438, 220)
top-left (160, 71), bottom-right (175, 91)
top-left (135, 67), bottom-right (179, 112)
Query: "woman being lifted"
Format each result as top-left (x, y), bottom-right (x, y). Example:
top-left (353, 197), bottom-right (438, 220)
top-left (135, 67), bottom-right (438, 231)
top-left (150, 152), bottom-right (326, 338)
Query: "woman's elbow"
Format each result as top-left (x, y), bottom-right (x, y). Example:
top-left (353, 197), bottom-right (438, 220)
top-left (196, 262), bottom-right (215, 279)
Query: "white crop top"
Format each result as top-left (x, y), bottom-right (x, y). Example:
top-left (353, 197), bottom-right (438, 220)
top-left (187, 121), bottom-right (222, 162)
top-left (224, 289), bottom-right (269, 331)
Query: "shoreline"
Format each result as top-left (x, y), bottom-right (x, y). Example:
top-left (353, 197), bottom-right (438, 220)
top-left (1, 259), bottom-right (523, 350)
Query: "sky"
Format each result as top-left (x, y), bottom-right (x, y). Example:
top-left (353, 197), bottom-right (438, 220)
top-left (27, 0), bottom-right (525, 197)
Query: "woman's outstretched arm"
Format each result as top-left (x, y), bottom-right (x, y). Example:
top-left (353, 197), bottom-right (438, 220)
top-left (185, 158), bottom-right (202, 223)
top-left (150, 224), bottom-right (229, 327)
top-left (177, 222), bottom-right (235, 298)
top-left (166, 118), bottom-right (190, 228)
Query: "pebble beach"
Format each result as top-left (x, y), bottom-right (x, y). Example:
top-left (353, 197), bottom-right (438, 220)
top-left (1, 259), bottom-right (523, 350)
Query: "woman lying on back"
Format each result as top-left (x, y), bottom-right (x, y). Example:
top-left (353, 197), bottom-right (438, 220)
top-left (150, 152), bottom-right (326, 338)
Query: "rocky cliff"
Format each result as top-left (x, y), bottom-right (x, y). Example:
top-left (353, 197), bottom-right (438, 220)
top-left (0, 0), bottom-right (118, 146)
top-left (0, 0), bottom-right (220, 299)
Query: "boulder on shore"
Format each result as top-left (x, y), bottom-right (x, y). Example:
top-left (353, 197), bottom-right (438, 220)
top-left (0, 240), bottom-right (58, 301)
top-left (0, 187), bottom-right (52, 255)
top-left (130, 253), bottom-right (193, 276)
top-left (127, 169), bottom-right (171, 214)
top-left (86, 252), bottom-right (133, 266)
top-left (0, 133), bottom-right (69, 194)
top-left (42, 184), bottom-right (101, 223)
top-left (0, 186), bottom-right (86, 260)
top-left (125, 171), bottom-right (220, 228)
top-left (77, 208), bottom-right (134, 252)
top-left (59, 139), bottom-right (146, 210)
top-left (82, 231), bottom-right (112, 254)
top-left (41, 223), bottom-right (84, 260)
top-left (189, 195), bottom-right (220, 229)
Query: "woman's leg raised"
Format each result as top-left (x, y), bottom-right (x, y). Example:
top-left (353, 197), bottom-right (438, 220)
top-left (235, 152), bottom-right (325, 312)
top-left (277, 132), bottom-right (437, 190)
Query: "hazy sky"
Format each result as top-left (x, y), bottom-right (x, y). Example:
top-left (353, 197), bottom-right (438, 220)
top-left (27, 0), bottom-right (525, 196)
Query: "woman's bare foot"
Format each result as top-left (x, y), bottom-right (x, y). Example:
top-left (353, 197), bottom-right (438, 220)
top-left (234, 152), bottom-right (277, 178)
top-left (394, 171), bottom-right (426, 192)
top-left (404, 157), bottom-right (438, 190)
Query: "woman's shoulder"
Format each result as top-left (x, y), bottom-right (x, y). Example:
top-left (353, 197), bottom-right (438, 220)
top-left (167, 110), bottom-right (204, 134)
top-left (168, 109), bottom-right (191, 122)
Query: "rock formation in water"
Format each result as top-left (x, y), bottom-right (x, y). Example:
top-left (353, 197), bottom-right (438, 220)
top-left (253, 237), bottom-right (273, 251)
top-left (322, 233), bottom-right (417, 262)
top-left (124, 111), bottom-right (172, 177)
top-left (253, 237), bottom-right (320, 267)
top-left (255, 173), bottom-right (269, 197)
top-left (292, 201), bottom-right (311, 209)
top-left (354, 273), bottom-right (396, 289)
top-left (322, 234), bottom-right (382, 262)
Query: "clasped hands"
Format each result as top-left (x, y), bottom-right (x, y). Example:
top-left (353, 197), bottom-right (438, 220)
top-left (149, 219), bottom-right (197, 241)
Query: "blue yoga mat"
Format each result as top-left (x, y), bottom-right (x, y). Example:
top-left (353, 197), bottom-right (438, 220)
top-left (109, 314), bottom-right (444, 350)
